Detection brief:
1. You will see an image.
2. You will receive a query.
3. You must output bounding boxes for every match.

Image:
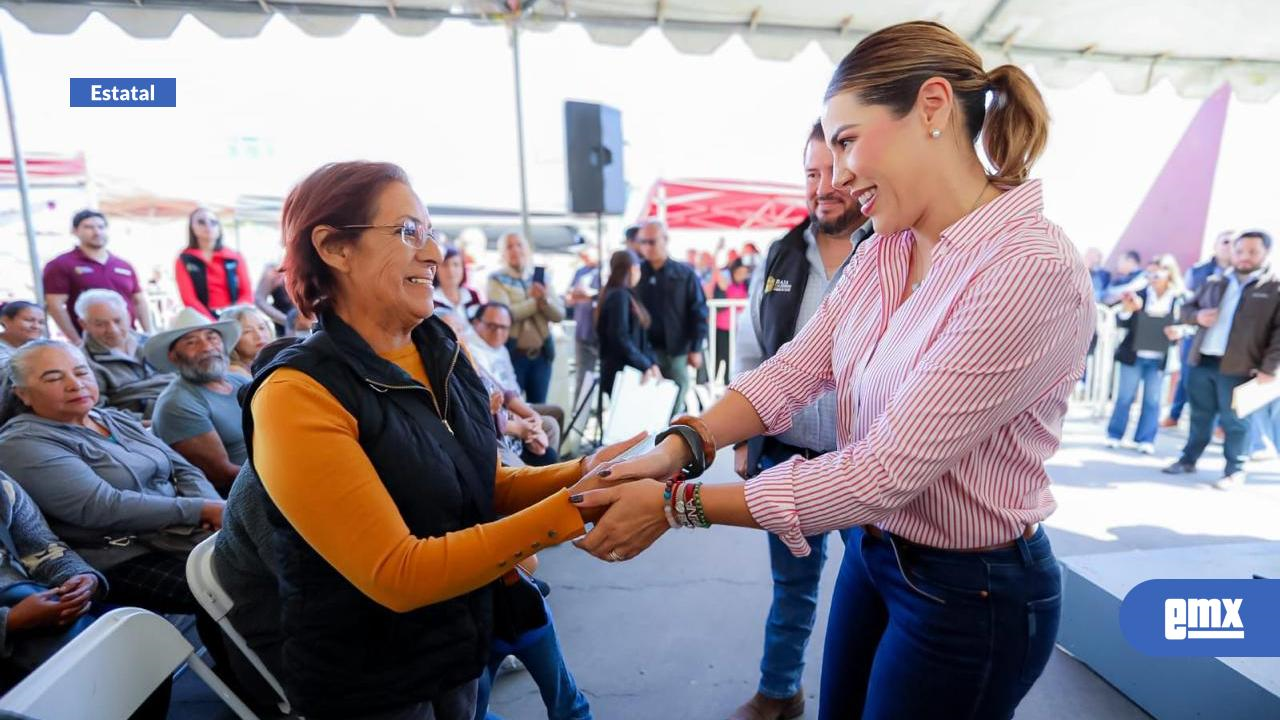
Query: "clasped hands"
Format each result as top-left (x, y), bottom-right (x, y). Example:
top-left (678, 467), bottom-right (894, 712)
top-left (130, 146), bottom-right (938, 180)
top-left (567, 433), bottom-right (688, 563)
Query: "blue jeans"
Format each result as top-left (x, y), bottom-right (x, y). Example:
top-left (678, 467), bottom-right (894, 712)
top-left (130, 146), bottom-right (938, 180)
top-left (1169, 336), bottom-right (1195, 420)
top-left (1179, 358), bottom-right (1250, 475)
top-left (509, 348), bottom-right (553, 404)
top-left (475, 600), bottom-right (590, 720)
top-left (655, 351), bottom-right (691, 416)
top-left (757, 450), bottom-right (847, 699)
top-left (1106, 358), bottom-right (1164, 444)
top-left (1249, 398), bottom-right (1280, 454)
top-left (818, 526), bottom-right (1061, 719)
top-left (0, 582), bottom-right (98, 677)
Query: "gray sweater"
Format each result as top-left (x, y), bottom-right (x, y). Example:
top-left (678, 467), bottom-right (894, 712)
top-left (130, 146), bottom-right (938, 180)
top-left (0, 472), bottom-right (106, 657)
top-left (0, 409), bottom-right (220, 570)
top-left (85, 334), bottom-right (175, 421)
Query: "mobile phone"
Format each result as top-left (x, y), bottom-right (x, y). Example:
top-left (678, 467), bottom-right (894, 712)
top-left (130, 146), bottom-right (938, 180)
top-left (532, 266), bottom-right (546, 286)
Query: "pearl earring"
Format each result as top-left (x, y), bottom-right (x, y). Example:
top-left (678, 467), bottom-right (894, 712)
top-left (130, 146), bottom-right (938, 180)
top-left (929, 128), bottom-right (942, 138)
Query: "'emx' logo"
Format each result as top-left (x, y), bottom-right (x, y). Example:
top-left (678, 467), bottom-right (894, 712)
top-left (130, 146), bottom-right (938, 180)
top-left (1119, 578), bottom-right (1280, 656)
top-left (1164, 598), bottom-right (1244, 640)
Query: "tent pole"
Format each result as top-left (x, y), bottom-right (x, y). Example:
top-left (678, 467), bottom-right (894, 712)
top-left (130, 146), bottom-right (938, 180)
top-left (0, 28), bottom-right (43, 302)
top-left (509, 19), bottom-right (534, 244)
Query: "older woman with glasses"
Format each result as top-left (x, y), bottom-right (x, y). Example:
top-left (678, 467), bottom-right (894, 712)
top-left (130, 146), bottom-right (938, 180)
top-left (175, 207), bottom-right (254, 320)
top-left (212, 161), bottom-right (637, 720)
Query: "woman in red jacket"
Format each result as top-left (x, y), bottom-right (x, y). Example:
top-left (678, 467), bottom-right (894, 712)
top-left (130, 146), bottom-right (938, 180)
top-left (174, 207), bottom-right (253, 319)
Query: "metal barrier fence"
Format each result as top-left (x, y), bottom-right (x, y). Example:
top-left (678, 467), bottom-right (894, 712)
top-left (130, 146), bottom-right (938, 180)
top-left (704, 297), bottom-right (749, 393)
top-left (1079, 304), bottom-right (1122, 417)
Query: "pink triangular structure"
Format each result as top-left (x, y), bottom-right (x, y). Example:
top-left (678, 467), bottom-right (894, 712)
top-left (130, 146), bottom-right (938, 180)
top-left (1108, 84), bottom-right (1231, 272)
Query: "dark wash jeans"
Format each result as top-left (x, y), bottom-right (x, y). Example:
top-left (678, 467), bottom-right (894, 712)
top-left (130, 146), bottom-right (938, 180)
top-left (818, 526), bottom-right (1061, 719)
top-left (756, 449), bottom-right (848, 700)
top-left (1179, 355), bottom-right (1250, 476)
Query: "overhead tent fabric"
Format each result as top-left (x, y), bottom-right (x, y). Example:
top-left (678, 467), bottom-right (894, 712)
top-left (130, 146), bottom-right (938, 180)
top-left (4, 0), bottom-right (1280, 101)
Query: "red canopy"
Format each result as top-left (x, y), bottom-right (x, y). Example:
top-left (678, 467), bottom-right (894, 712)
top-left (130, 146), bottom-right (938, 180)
top-left (639, 178), bottom-right (807, 230)
top-left (0, 153), bottom-right (87, 187)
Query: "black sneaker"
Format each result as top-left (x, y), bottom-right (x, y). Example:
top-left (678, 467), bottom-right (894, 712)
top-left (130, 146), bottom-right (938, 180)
top-left (1161, 461), bottom-right (1196, 475)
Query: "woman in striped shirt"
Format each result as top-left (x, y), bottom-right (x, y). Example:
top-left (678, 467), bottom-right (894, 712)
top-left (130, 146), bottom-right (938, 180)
top-left (572, 21), bottom-right (1095, 720)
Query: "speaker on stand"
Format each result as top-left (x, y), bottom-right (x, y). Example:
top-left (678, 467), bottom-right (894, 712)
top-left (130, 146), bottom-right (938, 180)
top-left (564, 101), bottom-right (624, 449)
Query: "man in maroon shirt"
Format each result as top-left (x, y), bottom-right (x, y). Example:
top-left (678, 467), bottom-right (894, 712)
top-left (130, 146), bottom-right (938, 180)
top-left (42, 209), bottom-right (152, 343)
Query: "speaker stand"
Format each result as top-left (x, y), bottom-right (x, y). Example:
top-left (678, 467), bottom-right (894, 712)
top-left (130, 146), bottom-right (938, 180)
top-left (594, 210), bottom-right (606, 446)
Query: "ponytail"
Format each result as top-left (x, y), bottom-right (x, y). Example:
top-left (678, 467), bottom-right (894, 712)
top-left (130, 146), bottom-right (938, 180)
top-left (983, 64), bottom-right (1050, 186)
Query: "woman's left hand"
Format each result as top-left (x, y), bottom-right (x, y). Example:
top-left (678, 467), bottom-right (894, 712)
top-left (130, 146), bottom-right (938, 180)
top-left (571, 480), bottom-right (668, 561)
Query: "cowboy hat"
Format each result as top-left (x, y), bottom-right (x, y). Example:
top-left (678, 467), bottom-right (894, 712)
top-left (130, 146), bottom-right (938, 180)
top-left (142, 307), bottom-right (240, 374)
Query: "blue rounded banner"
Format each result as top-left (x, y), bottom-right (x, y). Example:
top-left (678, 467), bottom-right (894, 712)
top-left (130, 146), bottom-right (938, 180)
top-left (1120, 578), bottom-right (1280, 656)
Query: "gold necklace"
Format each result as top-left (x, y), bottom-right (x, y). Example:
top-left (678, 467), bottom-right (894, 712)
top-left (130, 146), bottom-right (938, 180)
top-left (911, 180), bottom-right (992, 293)
top-left (968, 180), bottom-right (991, 215)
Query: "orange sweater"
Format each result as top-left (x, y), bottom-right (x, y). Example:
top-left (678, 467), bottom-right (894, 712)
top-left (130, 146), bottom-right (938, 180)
top-left (250, 342), bottom-right (585, 613)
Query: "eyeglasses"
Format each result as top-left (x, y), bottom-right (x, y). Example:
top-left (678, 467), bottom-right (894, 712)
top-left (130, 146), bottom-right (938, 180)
top-left (194, 217), bottom-right (220, 227)
top-left (478, 321), bottom-right (511, 333)
top-left (341, 219), bottom-right (440, 249)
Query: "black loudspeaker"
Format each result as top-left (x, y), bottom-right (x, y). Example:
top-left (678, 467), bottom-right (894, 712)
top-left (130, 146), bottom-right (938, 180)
top-left (564, 101), bottom-right (625, 214)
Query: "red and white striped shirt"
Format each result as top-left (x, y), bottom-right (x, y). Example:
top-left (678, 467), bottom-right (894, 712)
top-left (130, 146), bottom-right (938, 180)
top-left (730, 180), bottom-right (1095, 556)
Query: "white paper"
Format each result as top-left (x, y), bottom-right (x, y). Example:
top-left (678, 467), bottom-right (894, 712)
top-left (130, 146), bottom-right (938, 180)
top-left (602, 367), bottom-right (679, 443)
top-left (1231, 378), bottom-right (1280, 418)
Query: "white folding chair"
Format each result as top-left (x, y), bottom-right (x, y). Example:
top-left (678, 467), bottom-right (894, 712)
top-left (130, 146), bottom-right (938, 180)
top-left (186, 533), bottom-right (293, 716)
top-left (0, 606), bottom-right (256, 720)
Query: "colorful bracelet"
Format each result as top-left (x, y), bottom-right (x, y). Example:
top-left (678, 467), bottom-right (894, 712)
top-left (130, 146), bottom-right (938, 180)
top-left (692, 482), bottom-right (711, 528)
top-left (677, 482), bottom-right (700, 529)
top-left (662, 480), bottom-right (680, 529)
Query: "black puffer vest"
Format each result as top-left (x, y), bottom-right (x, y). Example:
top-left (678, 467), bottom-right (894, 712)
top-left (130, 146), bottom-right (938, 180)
top-left (179, 250), bottom-right (240, 315)
top-left (745, 218), bottom-right (869, 469)
top-left (240, 311), bottom-right (498, 718)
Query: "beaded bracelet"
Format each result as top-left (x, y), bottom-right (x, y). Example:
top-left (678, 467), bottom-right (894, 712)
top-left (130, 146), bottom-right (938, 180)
top-left (692, 483), bottom-right (711, 528)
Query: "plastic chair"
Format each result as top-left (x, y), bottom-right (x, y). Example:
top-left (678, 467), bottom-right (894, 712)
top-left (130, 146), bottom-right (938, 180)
top-left (186, 533), bottom-right (292, 716)
top-left (0, 606), bottom-right (256, 720)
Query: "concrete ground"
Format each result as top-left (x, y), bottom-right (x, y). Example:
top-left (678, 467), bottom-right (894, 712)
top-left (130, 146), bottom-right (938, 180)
top-left (171, 407), bottom-right (1280, 718)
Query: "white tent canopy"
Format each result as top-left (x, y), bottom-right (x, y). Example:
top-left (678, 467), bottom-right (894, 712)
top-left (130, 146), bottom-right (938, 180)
top-left (4, 0), bottom-right (1280, 101)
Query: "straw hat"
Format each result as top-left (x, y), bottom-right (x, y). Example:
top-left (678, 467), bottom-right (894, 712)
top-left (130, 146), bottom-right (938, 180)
top-left (142, 307), bottom-right (241, 374)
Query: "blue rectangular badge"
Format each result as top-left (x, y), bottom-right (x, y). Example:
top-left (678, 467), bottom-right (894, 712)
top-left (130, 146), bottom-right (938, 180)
top-left (70, 78), bottom-right (176, 107)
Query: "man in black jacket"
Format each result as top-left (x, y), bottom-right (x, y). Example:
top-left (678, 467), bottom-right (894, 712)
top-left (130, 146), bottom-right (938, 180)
top-left (1163, 230), bottom-right (1280, 489)
top-left (634, 219), bottom-right (708, 415)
